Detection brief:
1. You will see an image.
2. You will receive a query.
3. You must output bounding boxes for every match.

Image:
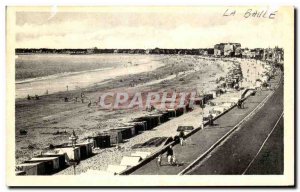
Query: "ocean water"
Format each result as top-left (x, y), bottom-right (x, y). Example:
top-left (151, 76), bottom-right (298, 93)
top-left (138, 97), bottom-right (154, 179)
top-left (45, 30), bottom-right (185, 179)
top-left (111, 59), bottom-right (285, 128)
top-left (15, 54), bottom-right (165, 98)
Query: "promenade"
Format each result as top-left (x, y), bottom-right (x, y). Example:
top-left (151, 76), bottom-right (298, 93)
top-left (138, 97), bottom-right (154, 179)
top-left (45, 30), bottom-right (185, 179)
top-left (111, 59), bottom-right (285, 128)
top-left (131, 71), bottom-right (282, 175)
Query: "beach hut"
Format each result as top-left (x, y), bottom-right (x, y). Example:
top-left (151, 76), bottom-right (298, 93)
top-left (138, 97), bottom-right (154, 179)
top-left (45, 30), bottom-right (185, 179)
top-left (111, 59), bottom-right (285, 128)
top-left (56, 146), bottom-right (81, 162)
top-left (129, 121), bottom-right (147, 133)
top-left (133, 116), bottom-right (158, 130)
top-left (16, 162), bottom-right (45, 175)
top-left (149, 113), bottom-right (163, 125)
top-left (210, 90), bottom-right (222, 98)
top-left (30, 156), bottom-right (60, 171)
top-left (112, 127), bottom-right (133, 140)
top-left (103, 130), bottom-right (123, 145)
top-left (212, 106), bottom-right (225, 114)
top-left (107, 165), bottom-right (128, 174)
top-left (75, 142), bottom-right (93, 160)
top-left (203, 94), bottom-right (214, 103)
top-left (166, 108), bottom-right (176, 118)
top-left (120, 156), bottom-right (142, 167)
top-left (93, 135), bottom-right (111, 148)
top-left (175, 107), bottom-right (185, 116)
top-left (121, 123), bottom-right (138, 136)
top-left (160, 111), bottom-right (169, 123)
top-left (130, 151), bottom-right (151, 159)
top-left (41, 153), bottom-right (67, 169)
top-left (193, 97), bottom-right (204, 106)
top-left (177, 126), bottom-right (194, 132)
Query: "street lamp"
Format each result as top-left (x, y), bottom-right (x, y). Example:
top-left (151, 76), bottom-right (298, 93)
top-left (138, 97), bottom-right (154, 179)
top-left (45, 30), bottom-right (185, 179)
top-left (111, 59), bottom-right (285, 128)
top-left (69, 130), bottom-right (78, 175)
top-left (200, 99), bottom-right (205, 129)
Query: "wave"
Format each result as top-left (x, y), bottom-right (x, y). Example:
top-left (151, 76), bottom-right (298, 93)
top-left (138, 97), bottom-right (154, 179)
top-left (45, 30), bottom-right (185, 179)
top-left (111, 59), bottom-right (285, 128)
top-left (16, 67), bottom-right (114, 84)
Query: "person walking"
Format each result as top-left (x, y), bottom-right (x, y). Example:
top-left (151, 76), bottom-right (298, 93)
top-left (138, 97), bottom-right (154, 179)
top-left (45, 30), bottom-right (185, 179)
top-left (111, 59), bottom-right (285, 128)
top-left (166, 146), bottom-right (174, 165)
top-left (178, 130), bottom-right (185, 146)
top-left (156, 154), bottom-right (162, 167)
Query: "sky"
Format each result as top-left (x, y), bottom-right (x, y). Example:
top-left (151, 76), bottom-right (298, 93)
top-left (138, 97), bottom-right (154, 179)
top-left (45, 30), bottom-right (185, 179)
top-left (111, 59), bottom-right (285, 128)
top-left (15, 6), bottom-right (289, 49)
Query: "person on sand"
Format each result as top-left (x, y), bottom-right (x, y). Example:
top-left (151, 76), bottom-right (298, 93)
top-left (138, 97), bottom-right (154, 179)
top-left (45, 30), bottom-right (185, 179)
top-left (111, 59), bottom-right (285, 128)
top-left (166, 146), bottom-right (174, 165)
top-left (178, 130), bottom-right (185, 146)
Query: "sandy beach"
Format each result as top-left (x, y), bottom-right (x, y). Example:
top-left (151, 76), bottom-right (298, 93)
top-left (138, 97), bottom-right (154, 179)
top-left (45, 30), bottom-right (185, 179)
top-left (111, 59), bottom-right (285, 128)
top-left (15, 54), bottom-right (271, 174)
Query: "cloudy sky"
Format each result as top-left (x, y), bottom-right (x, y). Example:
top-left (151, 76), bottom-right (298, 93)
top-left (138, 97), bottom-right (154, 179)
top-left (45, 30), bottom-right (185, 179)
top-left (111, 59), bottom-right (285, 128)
top-left (15, 7), bottom-right (289, 49)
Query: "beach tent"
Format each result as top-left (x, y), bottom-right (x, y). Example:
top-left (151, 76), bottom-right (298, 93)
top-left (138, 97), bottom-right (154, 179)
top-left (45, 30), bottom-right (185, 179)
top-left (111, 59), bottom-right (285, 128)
top-left (107, 165), bottom-right (128, 174)
top-left (120, 156), bottom-right (142, 167)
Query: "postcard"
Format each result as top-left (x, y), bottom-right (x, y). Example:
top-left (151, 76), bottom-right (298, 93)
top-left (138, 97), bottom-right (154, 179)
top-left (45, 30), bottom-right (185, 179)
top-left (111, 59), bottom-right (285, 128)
top-left (6, 6), bottom-right (294, 186)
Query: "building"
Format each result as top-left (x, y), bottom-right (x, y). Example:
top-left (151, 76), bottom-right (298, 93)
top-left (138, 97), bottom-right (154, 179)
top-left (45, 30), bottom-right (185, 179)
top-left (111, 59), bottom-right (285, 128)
top-left (214, 43), bottom-right (241, 57)
top-left (263, 47), bottom-right (284, 63)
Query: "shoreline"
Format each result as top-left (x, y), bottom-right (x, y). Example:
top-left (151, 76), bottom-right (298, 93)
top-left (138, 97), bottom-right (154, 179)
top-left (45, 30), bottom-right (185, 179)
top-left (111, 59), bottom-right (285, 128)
top-left (15, 56), bottom-right (271, 169)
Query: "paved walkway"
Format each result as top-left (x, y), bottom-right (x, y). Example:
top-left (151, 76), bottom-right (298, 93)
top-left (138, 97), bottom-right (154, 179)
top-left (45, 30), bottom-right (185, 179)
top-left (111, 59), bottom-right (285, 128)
top-left (131, 72), bottom-right (282, 175)
top-left (188, 75), bottom-right (283, 174)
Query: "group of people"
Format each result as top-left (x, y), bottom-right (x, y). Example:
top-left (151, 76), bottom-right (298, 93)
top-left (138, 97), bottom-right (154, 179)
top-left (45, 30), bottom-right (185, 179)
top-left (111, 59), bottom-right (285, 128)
top-left (156, 130), bottom-right (185, 167)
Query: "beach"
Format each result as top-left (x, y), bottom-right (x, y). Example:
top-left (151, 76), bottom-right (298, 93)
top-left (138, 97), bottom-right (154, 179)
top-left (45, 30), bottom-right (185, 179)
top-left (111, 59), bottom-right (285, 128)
top-left (15, 54), bottom-right (270, 173)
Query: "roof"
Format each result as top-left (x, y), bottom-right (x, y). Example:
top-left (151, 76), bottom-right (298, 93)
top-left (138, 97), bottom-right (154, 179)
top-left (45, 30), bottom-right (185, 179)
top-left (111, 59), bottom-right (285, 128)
top-left (30, 156), bottom-right (59, 161)
top-left (177, 126), bottom-right (194, 131)
top-left (17, 162), bottom-right (43, 167)
top-left (107, 165), bottom-right (128, 174)
top-left (120, 156), bottom-right (142, 166)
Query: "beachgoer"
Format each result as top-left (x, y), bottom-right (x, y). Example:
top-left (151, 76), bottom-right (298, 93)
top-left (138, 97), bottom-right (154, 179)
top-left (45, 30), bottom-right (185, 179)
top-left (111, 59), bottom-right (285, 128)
top-left (238, 99), bottom-right (241, 108)
top-left (209, 113), bottom-right (214, 126)
top-left (172, 155), bottom-right (179, 166)
top-left (157, 154), bottom-right (162, 167)
top-left (166, 146), bottom-right (174, 165)
top-left (241, 100), bottom-right (245, 109)
top-left (178, 130), bottom-right (185, 146)
top-left (27, 94), bottom-right (31, 100)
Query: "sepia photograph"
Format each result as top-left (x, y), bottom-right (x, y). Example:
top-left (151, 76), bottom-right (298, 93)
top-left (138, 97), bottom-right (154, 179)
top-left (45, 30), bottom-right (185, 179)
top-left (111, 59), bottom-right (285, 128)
top-left (6, 5), bottom-right (294, 186)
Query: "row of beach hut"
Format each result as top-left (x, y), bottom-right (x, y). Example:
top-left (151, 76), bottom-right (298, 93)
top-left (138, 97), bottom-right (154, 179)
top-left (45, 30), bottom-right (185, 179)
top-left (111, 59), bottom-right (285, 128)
top-left (16, 141), bottom-right (94, 175)
top-left (16, 92), bottom-right (219, 176)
